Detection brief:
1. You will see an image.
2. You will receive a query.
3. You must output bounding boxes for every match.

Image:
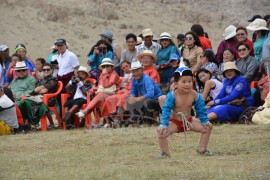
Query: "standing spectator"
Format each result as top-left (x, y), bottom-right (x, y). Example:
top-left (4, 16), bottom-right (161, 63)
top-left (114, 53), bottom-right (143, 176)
top-left (246, 19), bottom-right (269, 62)
top-left (191, 24), bottom-right (212, 50)
top-left (236, 26), bottom-right (254, 56)
top-left (100, 29), bottom-right (122, 75)
top-left (55, 39), bottom-right (80, 87)
top-left (14, 44), bottom-right (35, 73)
top-left (182, 31), bottom-right (203, 73)
top-left (120, 33), bottom-right (138, 63)
top-left (137, 28), bottom-right (161, 55)
top-left (0, 45), bottom-right (11, 87)
top-left (235, 42), bottom-right (259, 83)
top-left (216, 25), bottom-right (239, 65)
top-left (48, 45), bottom-right (59, 77)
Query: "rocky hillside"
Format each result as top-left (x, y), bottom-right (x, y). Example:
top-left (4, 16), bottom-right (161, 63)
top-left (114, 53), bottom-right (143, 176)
top-left (1, 0), bottom-right (269, 65)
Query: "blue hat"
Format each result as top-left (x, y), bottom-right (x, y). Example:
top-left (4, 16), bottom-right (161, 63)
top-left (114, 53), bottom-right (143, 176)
top-left (174, 58), bottom-right (193, 79)
top-left (169, 54), bottom-right (180, 62)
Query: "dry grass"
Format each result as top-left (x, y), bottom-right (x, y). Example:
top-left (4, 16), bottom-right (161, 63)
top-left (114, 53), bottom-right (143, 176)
top-left (0, 124), bottom-right (270, 180)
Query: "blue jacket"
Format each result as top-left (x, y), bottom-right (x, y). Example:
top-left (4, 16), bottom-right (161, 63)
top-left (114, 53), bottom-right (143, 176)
top-left (160, 91), bottom-right (209, 128)
top-left (24, 59), bottom-right (35, 73)
top-left (214, 75), bottom-right (253, 106)
top-left (87, 51), bottom-right (113, 71)
top-left (130, 74), bottom-right (162, 100)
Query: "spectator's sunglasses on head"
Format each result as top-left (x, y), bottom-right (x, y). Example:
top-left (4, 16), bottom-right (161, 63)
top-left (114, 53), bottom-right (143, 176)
top-left (15, 69), bottom-right (26, 72)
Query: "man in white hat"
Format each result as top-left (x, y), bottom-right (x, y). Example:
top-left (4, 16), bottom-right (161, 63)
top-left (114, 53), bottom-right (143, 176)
top-left (9, 61), bottom-right (36, 104)
top-left (137, 28), bottom-right (161, 56)
top-left (126, 61), bottom-right (162, 125)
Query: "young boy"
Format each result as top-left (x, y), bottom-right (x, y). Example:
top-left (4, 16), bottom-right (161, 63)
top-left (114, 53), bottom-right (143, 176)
top-left (157, 63), bottom-right (213, 158)
top-left (62, 66), bottom-right (93, 128)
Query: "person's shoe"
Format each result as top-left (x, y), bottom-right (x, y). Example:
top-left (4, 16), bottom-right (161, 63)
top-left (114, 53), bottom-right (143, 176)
top-left (91, 122), bottom-right (100, 128)
top-left (62, 111), bottom-right (72, 124)
top-left (158, 152), bottom-right (170, 158)
top-left (47, 124), bottom-right (55, 129)
top-left (103, 123), bottom-right (111, 128)
top-left (75, 111), bottom-right (85, 119)
top-left (197, 149), bottom-right (215, 156)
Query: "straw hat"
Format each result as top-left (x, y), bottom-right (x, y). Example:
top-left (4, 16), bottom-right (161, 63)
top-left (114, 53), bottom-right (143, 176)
top-left (160, 32), bottom-right (171, 40)
top-left (142, 28), bottom-right (153, 37)
top-left (99, 58), bottom-right (115, 68)
top-left (246, 19), bottom-right (269, 31)
top-left (223, 25), bottom-right (237, 40)
top-left (15, 61), bottom-right (28, 71)
top-left (75, 66), bottom-right (89, 77)
top-left (222, 62), bottom-right (240, 76)
top-left (137, 50), bottom-right (157, 62)
top-left (130, 61), bottom-right (143, 71)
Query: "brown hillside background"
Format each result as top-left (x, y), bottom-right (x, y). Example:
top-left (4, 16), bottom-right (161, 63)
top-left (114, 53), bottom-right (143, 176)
top-left (1, 0), bottom-right (270, 65)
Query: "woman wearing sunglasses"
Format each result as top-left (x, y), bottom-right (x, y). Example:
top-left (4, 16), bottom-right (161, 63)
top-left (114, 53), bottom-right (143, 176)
top-left (236, 26), bottom-right (254, 57)
top-left (182, 31), bottom-right (203, 73)
top-left (235, 42), bottom-right (259, 83)
top-left (18, 63), bottom-right (58, 131)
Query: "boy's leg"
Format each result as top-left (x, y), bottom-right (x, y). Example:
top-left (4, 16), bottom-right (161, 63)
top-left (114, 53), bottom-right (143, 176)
top-left (158, 122), bottom-right (178, 155)
top-left (191, 118), bottom-right (213, 152)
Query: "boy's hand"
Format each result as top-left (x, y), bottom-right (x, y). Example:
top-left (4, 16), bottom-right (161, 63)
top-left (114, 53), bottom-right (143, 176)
top-left (157, 126), bottom-right (167, 137)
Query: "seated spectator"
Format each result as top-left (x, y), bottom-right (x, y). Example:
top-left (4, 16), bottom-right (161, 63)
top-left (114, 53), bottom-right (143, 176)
top-left (87, 40), bottom-right (113, 80)
top-left (76, 58), bottom-right (121, 126)
top-left (200, 49), bottom-right (220, 80)
top-left (252, 91), bottom-right (270, 125)
top-left (236, 26), bottom-right (254, 56)
top-left (33, 58), bottom-right (46, 80)
top-left (218, 48), bottom-right (236, 81)
top-left (191, 24), bottom-right (212, 50)
top-left (176, 34), bottom-right (185, 54)
top-left (18, 63), bottom-right (58, 131)
top-left (254, 62), bottom-right (269, 106)
top-left (167, 54), bottom-right (180, 83)
top-left (0, 86), bottom-right (19, 135)
top-left (6, 54), bottom-right (32, 80)
top-left (9, 61), bottom-right (36, 104)
top-left (216, 25), bottom-right (239, 65)
top-left (14, 44), bottom-right (35, 73)
top-left (235, 42), bottom-right (259, 83)
top-left (195, 68), bottom-right (223, 105)
top-left (137, 50), bottom-right (160, 83)
top-left (126, 61), bottom-right (162, 125)
top-left (182, 31), bottom-right (203, 73)
top-left (120, 33), bottom-right (137, 63)
top-left (62, 66), bottom-right (93, 128)
top-left (0, 45), bottom-right (12, 87)
top-left (101, 61), bottom-right (133, 128)
top-left (207, 62), bottom-right (254, 123)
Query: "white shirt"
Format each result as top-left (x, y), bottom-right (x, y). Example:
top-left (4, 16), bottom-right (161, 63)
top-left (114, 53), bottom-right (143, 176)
top-left (57, 49), bottom-right (80, 76)
top-left (136, 41), bottom-right (161, 55)
top-left (70, 81), bottom-right (86, 100)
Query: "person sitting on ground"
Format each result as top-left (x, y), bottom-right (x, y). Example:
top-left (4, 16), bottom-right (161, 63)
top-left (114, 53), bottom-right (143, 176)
top-left (62, 66), bottom-right (93, 128)
top-left (157, 62), bottom-right (213, 158)
top-left (101, 61), bottom-right (133, 128)
top-left (14, 44), bottom-right (35, 73)
top-left (126, 61), bottom-right (162, 125)
top-left (191, 24), bottom-right (212, 51)
top-left (87, 40), bottom-right (113, 80)
top-left (218, 48), bottom-right (236, 82)
top-left (9, 61), bottom-right (36, 104)
top-left (18, 63), bottom-right (58, 131)
top-left (236, 26), bottom-right (254, 57)
top-left (195, 68), bottom-right (223, 105)
top-left (235, 42), bottom-right (259, 83)
top-left (216, 25), bottom-right (239, 65)
top-left (0, 85), bottom-right (19, 136)
top-left (207, 62), bottom-right (254, 123)
top-left (120, 33), bottom-right (137, 63)
top-left (33, 58), bottom-right (46, 80)
top-left (200, 49), bottom-right (220, 80)
top-left (137, 50), bottom-right (160, 84)
top-left (76, 58), bottom-right (121, 127)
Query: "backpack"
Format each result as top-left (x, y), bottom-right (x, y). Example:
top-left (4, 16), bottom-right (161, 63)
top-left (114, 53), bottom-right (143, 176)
top-left (238, 107), bottom-right (263, 124)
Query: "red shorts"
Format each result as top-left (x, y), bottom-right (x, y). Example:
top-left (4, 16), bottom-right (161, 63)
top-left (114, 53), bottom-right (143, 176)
top-left (169, 117), bottom-right (193, 132)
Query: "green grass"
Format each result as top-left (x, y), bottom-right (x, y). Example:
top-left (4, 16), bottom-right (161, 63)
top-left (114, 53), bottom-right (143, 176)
top-left (1, 124), bottom-right (270, 180)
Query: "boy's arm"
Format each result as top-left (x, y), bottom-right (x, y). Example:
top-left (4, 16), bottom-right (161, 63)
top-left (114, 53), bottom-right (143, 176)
top-left (160, 91), bottom-right (175, 128)
top-left (194, 93), bottom-right (209, 126)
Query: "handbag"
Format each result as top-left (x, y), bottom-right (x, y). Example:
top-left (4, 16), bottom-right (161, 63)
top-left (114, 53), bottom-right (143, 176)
top-left (95, 84), bottom-right (116, 95)
top-left (227, 97), bottom-right (246, 106)
top-left (24, 95), bottom-right (43, 104)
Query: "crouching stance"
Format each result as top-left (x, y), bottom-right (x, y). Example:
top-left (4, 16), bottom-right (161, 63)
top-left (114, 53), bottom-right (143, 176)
top-left (157, 62), bottom-right (213, 157)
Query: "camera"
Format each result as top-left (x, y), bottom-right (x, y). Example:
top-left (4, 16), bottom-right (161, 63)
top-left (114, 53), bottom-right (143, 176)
top-left (98, 47), bottom-right (107, 54)
top-left (71, 76), bottom-right (82, 84)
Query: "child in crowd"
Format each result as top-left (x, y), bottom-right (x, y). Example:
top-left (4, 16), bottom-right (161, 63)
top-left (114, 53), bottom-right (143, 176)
top-left (34, 58), bottom-right (46, 80)
top-left (62, 66), bottom-right (93, 128)
top-left (157, 62), bottom-right (213, 158)
top-left (6, 53), bottom-right (31, 80)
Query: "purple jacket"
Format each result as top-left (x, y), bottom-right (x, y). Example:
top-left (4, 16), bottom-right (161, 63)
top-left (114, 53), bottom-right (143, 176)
top-left (216, 38), bottom-right (239, 65)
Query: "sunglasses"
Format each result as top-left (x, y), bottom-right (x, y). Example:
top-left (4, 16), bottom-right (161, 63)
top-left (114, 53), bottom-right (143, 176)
top-left (42, 68), bottom-right (51, 72)
top-left (102, 65), bottom-right (112, 68)
top-left (15, 69), bottom-right (26, 72)
top-left (121, 65), bottom-right (129, 69)
top-left (185, 37), bottom-right (193, 41)
top-left (236, 33), bottom-right (245, 36)
top-left (238, 48), bottom-right (247, 52)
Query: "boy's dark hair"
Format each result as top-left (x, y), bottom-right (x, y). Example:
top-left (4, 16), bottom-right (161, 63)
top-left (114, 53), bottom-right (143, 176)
top-left (36, 58), bottom-right (46, 65)
top-left (185, 31), bottom-right (202, 47)
top-left (191, 24), bottom-right (204, 36)
top-left (126, 33), bottom-right (137, 41)
top-left (3, 87), bottom-right (15, 102)
top-left (11, 53), bottom-right (23, 61)
top-left (237, 42), bottom-right (250, 50)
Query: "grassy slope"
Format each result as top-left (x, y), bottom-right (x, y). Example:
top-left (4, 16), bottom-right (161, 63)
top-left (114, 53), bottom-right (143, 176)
top-left (0, 124), bottom-right (270, 180)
